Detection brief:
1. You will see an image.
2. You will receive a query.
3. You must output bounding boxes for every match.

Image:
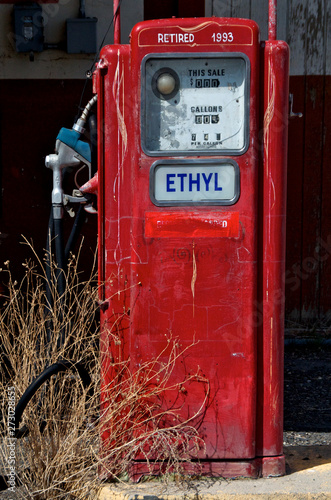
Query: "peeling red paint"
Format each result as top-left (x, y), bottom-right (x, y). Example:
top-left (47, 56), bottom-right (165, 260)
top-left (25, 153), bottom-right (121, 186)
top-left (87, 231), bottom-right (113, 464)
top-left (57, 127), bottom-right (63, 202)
top-left (268, 0), bottom-right (277, 40)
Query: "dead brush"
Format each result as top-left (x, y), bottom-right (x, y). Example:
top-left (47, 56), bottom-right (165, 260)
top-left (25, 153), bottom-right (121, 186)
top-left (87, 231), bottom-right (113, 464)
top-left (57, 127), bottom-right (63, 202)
top-left (0, 240), bottom-right (208, 499)
top-left (98, 335), bottom-right (208, 482)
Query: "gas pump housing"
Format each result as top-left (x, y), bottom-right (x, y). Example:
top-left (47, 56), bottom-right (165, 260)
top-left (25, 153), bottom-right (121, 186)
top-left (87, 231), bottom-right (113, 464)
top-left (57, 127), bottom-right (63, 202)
top-left (94, 17), bottom-right (289, 479)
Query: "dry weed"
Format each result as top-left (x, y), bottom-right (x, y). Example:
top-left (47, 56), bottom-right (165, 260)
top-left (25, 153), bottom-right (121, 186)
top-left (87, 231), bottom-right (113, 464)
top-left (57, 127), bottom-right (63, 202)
top-left (0, 240), bottom-right (207, 499)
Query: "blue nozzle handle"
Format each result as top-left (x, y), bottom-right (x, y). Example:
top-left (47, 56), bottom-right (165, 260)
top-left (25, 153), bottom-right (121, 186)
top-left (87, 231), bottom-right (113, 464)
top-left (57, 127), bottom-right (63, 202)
top-left (56, 128), bottom-right (91, 163)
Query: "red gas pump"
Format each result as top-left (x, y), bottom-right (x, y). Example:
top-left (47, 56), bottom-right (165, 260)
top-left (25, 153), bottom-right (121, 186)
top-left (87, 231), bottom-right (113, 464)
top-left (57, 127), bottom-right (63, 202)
top-left (92, 1), bottom-right (289, 479)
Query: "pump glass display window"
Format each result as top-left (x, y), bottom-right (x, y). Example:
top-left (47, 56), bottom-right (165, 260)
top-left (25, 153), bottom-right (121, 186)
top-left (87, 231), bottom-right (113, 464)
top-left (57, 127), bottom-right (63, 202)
top-left (142, 53), bottom-right (250, 156)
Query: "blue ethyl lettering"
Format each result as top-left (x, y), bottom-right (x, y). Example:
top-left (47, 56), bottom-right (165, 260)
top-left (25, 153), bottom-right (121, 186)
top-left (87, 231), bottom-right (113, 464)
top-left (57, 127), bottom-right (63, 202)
top-left (177, 173), bottom-right (187, 192)
top-left (166, 173), bottom-right (176, 192)
top-left (214, 173), bottom-right (223, 191)
top-left (164, 171), bottom-right (224, 193)
top-left (189, 173), bottom-right (200, 191)
top-left (202, 172), bottom-right (213, 191)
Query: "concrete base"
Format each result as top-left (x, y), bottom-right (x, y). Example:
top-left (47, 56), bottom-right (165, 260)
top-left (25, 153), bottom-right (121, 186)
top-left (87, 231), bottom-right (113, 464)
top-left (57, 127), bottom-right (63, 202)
top-left (97, 446), bottom-right (331, 500)
top-left (261, 454), bottom-right (286, 477)
top-left (128, 455), bottom-right (286, 482)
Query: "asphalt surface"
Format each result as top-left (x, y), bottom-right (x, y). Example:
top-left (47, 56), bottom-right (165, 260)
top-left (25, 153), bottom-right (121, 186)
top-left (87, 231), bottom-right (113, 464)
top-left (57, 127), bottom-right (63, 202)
top-left (284, 344), bottom-right (331, 433)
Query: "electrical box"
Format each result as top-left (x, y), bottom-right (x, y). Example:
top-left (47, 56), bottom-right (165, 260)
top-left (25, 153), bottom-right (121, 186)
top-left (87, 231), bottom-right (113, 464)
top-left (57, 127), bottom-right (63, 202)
top-left (95, 17), bottom-right (289, 480)
top-left (13, 3), bottom-right (44, 53)
top-left (66, 17), bottom-right (97, 54)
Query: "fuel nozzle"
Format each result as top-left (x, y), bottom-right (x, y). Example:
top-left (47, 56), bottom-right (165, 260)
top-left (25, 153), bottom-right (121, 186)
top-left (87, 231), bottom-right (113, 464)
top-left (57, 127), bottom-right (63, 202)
top-left (45, 128), bottom-right (92, 219)
top-left (45, 95), bottom-right (97, 219)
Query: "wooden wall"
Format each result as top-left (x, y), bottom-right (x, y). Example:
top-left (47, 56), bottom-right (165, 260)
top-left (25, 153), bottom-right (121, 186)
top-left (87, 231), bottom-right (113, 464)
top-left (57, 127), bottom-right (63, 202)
top-left (285, 0), bottom-right (331, 323)
top-left (211, 0), bottom-right (331, 76)
top-left (286, 74), bottom-right (331, 324)
top-left (212, 0), bottom-right (331, 325)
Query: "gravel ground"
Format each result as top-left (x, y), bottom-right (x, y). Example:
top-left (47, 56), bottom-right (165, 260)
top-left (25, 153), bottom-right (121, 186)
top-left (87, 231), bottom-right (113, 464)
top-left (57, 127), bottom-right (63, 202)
top-left (284, 431), bottom-right (330, 446)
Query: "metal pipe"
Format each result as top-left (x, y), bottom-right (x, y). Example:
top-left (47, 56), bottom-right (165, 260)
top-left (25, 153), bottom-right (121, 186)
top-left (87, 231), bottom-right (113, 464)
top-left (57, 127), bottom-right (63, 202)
top-left (73, 94), bottom-right (98, 134)
top-left (79, 0), bottom-right (86, 18)
top-left (113, 0), bottom-right (121, 44)
top-left (268, 0), bottom-right (277, 40)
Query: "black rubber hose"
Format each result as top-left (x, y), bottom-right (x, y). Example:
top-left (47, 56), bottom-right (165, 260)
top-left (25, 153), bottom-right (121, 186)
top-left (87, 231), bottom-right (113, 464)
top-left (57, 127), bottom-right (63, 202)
top-left (15, 360), bottom-right (92, 439)
top-left (44, 210), bottom-right (55, 345)
top-left (62, 113), bottom-right (96, 261)
top-left (64, 204), bottom-right (86, 263)
top-left (63, 112), bottom-right (97, 263)
top-left (53, 217), bottom-right (66, 297)
top-left (88, 113), bottom-right (98, 176)
top-left (45, 210), bottom-right (54, 309)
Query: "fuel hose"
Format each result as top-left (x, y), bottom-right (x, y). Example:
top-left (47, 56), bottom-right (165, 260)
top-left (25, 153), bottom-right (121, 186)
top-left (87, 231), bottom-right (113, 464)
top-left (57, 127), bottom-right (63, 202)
top-left (15, 360), bottom-right (92, 438)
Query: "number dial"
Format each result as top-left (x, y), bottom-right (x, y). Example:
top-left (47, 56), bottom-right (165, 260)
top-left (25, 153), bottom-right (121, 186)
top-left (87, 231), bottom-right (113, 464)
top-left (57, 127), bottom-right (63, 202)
top-left (142, 54), bottom-right (250, 156)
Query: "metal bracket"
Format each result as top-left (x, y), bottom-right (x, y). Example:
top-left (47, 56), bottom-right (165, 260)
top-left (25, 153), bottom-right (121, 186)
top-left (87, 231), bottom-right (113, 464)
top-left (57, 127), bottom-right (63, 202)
top-left (289, 93), bottom-right (303, 119)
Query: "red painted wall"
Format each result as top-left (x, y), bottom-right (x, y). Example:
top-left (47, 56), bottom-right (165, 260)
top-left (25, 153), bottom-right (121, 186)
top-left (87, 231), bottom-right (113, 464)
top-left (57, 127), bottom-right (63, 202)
top-left (286, 75), bottom-right (331, 324)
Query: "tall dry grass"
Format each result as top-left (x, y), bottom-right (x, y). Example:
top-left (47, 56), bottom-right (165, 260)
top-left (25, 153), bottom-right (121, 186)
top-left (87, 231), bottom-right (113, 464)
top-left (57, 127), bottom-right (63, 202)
top-left (0, 240), bottom-right (207, 499)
